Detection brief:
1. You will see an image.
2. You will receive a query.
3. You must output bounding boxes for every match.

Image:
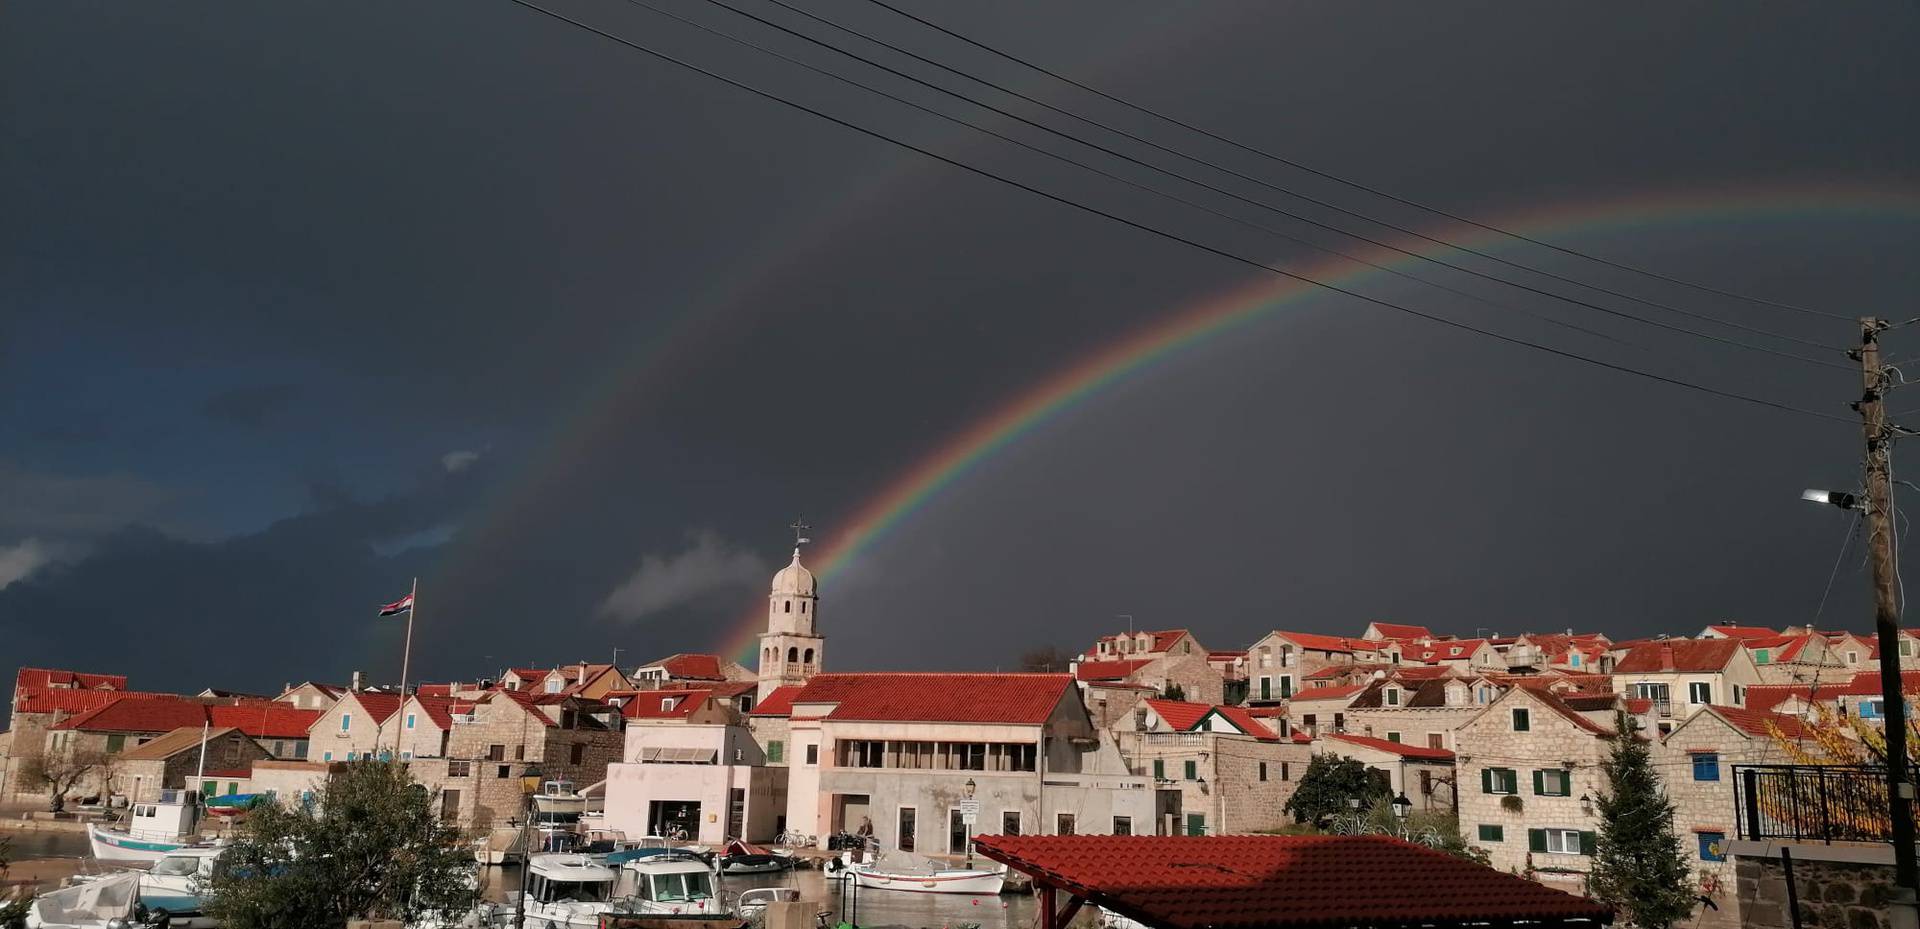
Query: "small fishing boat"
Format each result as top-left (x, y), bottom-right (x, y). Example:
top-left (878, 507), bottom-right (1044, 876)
top-left (87, 790), bottom-right (216, 863)
top-left (618, 852), bottom-right (722, 915)
top-left (733, 887), bottom-right (802, 921)
top-left (830, 849), bottom-right (1005, 895)
top-left (715, 839), bottom-right (792, 875)
top-left (202, 793), bottom-right (268, 818)
top-left (138, 847), bottom-right (225, 928)
top-left (24, 872), bottom-right (169, 928)
top-left (512, 853), bottom-right (622, 929)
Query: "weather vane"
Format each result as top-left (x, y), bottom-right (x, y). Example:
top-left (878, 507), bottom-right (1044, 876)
top-left (790, 517), bottom-right (812, 549)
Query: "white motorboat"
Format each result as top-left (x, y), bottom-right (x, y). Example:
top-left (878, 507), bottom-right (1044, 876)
top-left (514, 853), bottom-right (622, 929)
top-left (734, 887), bottom-right (802, 921)
top-left (87, 790), bottom-right (217, 863)
top-left (25, 872), bottom-right (167, 928)
top-left (832, 850), bottom-right (1005, 895)
top-left (138, 846), bottom-right (224, 928)
top-left (617, 853), bottom-right (722, 915)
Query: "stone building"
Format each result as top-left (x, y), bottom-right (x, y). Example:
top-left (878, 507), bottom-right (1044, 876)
top-left (1340, 675), bottom-right (1487, 752)
top-left (1085, 629), bottom-right (1206, 663)
top-left (406, 690), bottom-right (624, 837)
top-left (1246, 632), bottom-right (1379, 705)
top-left (745, 684), bottom-right (799, 767)
top-left (307, 691), bottom-right (403, 762)
top-left (1114, 699), bottom-right (1308, 835)
top-left (273, 681), bottom-right (344, 711)
top-left (1282, 684), bottom-right (1366, 738)
top-left (1741, 634), bottom-right (1848, 686)
top-left (1071, 651), bottom-right (1225, 709)
top-left (631, 654), bottom-right (753, 691)
top-left (376, 695), bottom-right (455, 760)
top-left (1316, 733), bottom-right (1456, 813)
top-left (1454, 685), bottom-right (1614, 886)
top-left (111, 726), bottom-right (270, 803)
top-left (1612, 639), bottom-right (1761, 736)
top-left (782, 672), bottom-right (1154, 856)
top-left (755, 547), bottom-right (825, 704)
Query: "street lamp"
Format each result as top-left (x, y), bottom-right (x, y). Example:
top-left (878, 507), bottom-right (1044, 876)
top-left (963, 778), bottom-right (977, 869)
top-left (1801, 488), bottom-right (1860, 510)
top-left (1346, 797), bottom-right (1361, 812)
top-left (1391, 793), bottom-right (1411, 821)
top-left (1579, 793), bottom-right (1593, 816)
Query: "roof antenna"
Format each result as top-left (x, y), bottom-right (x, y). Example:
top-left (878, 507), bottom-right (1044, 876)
top-left (1119, 613), bottom-right (1134, 634)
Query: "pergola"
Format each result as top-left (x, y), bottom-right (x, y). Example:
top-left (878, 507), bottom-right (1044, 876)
top-left (972, 834), bottom-right (1615, 929)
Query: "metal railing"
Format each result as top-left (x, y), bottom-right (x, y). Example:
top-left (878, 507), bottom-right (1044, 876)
top-left (1734, 764), bottom-right (1890, 843)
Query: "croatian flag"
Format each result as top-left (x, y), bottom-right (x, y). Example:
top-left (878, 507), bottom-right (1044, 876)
top-left (378, 593), bottom-right (414, 617)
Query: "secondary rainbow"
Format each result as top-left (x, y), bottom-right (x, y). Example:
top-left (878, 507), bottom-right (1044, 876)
top-left (720, 182), bottom-right (1920, 662)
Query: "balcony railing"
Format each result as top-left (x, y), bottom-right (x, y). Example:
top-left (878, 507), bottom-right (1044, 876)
top-left (1733, 764), bottom-right (1890, 843)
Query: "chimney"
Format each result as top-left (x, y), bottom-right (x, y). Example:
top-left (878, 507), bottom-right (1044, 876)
top-left (1659, 644), bottom-right (1675, 671)
top-left (350, 670), bottom-right (364, 692)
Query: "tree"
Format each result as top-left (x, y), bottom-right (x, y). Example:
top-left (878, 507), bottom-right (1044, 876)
top-left (1017, 645), bottom-right (1075, 673)
top-left (1160, 683), bottom-right (1187, 701)
top-left (0, 835), bottom-right (33, 928)
top-left (205, 761), bottom-right (477, 929)
top-left (1588, 716), bottom-right (1694, 929)
top-left (19, 750), bottom-right (113, 813)
top-left (1283, 754), bottom-right (1388, 825)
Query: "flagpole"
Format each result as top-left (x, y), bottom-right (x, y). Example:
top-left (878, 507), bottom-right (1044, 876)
top-left (394, 576), bottom-right (417, 762)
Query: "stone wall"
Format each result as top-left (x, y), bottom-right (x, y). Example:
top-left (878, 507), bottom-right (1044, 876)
top-left (1454, 688), bottom-right (1607, 876)
top-left (1735, 848), bottom-right (1894, 929)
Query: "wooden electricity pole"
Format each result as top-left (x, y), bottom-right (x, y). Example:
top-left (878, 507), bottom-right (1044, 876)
top-left (1852, 316), bottom-right (1918, 928)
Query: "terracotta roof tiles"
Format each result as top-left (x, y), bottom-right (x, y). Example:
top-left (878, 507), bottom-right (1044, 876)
top-left (1075, 659), bottom-right (1154, 682)
top-left (794, 673), bottom-right (1072, 725)
top-left (1614, 639), bottom-right (1744, 674)
top-left (750, 685), bottom-right (801, 717)
top-left (1325, 733), bottom-right (1455, 761)
top-left (1144, 699), bottom-right (1211, 731)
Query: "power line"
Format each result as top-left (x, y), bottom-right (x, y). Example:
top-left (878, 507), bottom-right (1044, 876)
top-left (689, 0), bottom-right (1849, 370)
top-left (502, 0), bottom-right (1857, 427)
top-left (609, 0), bottom-right (1635, 350)
top-left (855, 0), bottom-right (1855, 323)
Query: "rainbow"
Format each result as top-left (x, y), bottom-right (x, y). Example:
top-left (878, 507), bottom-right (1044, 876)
top-left (718, 182), bottom-right (1920, 662)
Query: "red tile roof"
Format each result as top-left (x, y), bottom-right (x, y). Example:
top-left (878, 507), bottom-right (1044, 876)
top-left (1211, 705), bottom-right (1278, 741)
top-left (1707, 625), bottom-right (1779, 640)
top-left (1614, 639), bottom-right (1744, 674)
top-left (1703, 705), bottom-right (1814, 741)
top-left (14, 668), bottom-right (128, 694)
top-left (1838, 670), bottom-right (1920, 696)
top-left (208, 704), bottom-right (324, 739)
top-left (1368, 622), bottom-right (1435, 640)
top-left (202, 769), bottom-right (252, 780)
top-left (344, 692), bottom-right (404, 725)
top-left (750, 685), bottom-right (800, 717)
top-left (794, 673), bottom-right (1072, 725)
top-left (642, 653), bottom-right (730, 681)
top-left (1077, 659), bottom-right (1154, 682)
top-left (1274, 632), bottom-right (1374, 654)
top-left (972, 834), bottom-right (1612, 929)
top-left (14, 689), bottom-right (154, 716)
top-left (1288, 684), bottom-right (1365, 702)
top-left (406, 696), bottom-right (456, 729)
top-left (483, 689), bottom-right (558, 726)
top-left (414, 683), bottom-right (454, 697)
top-left (52, 697), bottom-right (209, 733)
top-left (1144, 699), bottom-right (1211, 731)
top-left (1088, 629), bottom-right (1193, 656)
top-left (1325, 733), bottom-right (1455, 761)
top-left (1304, 666), bottom-right (1357, 681)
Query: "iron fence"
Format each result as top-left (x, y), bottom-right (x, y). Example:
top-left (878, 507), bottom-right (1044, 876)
top-left (1733, 764), bottom-right (1890, 843)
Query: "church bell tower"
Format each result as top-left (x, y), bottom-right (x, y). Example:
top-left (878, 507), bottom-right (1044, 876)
top-left (756, 521), bottom-right (825, 703)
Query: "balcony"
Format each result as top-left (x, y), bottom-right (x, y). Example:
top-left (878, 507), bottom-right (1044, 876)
top-left (1733, 764), bottom-right (1890, 843)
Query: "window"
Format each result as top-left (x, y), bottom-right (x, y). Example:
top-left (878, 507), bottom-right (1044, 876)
top-left (803, 648), bottom-right (814, 664)
top-left (1861, 698), bottom-right (1885, 719)
top-left (1531, 828), bottom-right (1594, 856)
top-left (1281, 762), bottom-right (1290, 780)
top-left (1688, 682), bottom-right (1712, 705)
top-left (1477, 686), bottom-right (1493, 704)
top-left (496, 765), bottom-right (510, 778)
top-left (1420, 769), bottom-right (1433, 797)
top-left (1428, 733), bottom-right (1445, 749)
top-left (341, 713), bottom-right (352, 732)
top-left (1482, 767), bottom-right (1518, 795)
top-left (515, 745), bottom-right (526, 761)
top-left (1698, 831), bottom-right (1726, 862)
top-left (1692, 753), bottom-right (1721, 782)
top-left (1184, 813), bottom-right (1205, 836)
top-left (1533, 769), bottom-right (1571, 797)
top-left (767, 741), bottom-right (784, 763)
top-left (1386, 688), bottom-right (1401, 707)
top-left (1184, 760), bottom-right (1198, 781)
top-left (1755, 648), bottom-right (1771, 664)
top-left (898, 807), bottom-right (916, 852)
top-left (660, 698), bottom-right (677, 712)
top-left (1259, 678), bottom-right (1271, 701)
top-left (487, 744), bottom-right (505, 762)
top-left (105, 734), bottom-right (125, 753)
top-left (401, 751), bottom-right (412, 760)
top-left (1734, 685), bottom-right (1746, 706)
top-left (449, 761), bottom-right (471, 777)
top-left (1001, 811), bottom-right (1021, 835)
top-left (1258, 762), bottom-right (1268, 782)
top-left (347, 751), bottom-right (357, 761)
top-left (1056, 813), bottom-right (1076, 835)
top-left (406, 713), bottom-right (416, 730)
top-left (784, 601), bottom-right (791, 613)
top-left (1478, 824), bottom-right (1504, 842)
top-left (1510, 707), bottom-right (1531, 731)
top-left (805, 744), bottom-right (818, 765)
top-left (948, 809), bottom-right (968, 854)
top-left (545, 678), bottom-right (561, 693)
top-left (1904, 638), bottom-right (1915, 658)
top-left (1386, 732), bottom-right (1402, 743)
top-left (1280, 676), bottom-right (1294, 699)
top-left (323, 751), bottom-right (333, 762)
top-left (1569, 653), bottom-right (1582, 668)
top-left (570, 744), bottom-right (585, 765)
top-left (1848, 650), bottom-right (1859, 665)
top-left (1112, 815), bottom-right (1134, 835)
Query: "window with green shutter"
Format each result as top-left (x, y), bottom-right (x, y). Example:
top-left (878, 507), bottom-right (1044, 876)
top-left (1534, 769), bottom-right (1570, 796)
top-left (1184, 760), bottom-right (1197, 780)
top-left (105, 734), bottom-right (125, 753)
top-left (1153, 759), bottom-right (1165, 779)
top-left (1580, 831), bottom-right (1597, 855)
top-left (1478, 824), bottom-right (1503, 842)
top-left (1259, 678), bottom-right (1271, 700)
top-left (767, 740), bottom-right (783, 763)
top-left (1482, 767), bottom-right (1517, 794)
top-left (1280, 677), bottom-right (1293, 698)
top-left (1185, 813), bottom-right (1206, 836)
top-left (1511, 708), bottom-right (1530, 731)
top-left (1528, 828), bottom-right (1547, 852)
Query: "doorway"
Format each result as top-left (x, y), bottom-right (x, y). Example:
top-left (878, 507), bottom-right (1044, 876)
top-left (648, 800), bottom-right (702, 840)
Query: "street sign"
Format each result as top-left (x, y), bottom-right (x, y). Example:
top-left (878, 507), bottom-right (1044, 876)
top-left (959, 799), bottom-right (980, 824)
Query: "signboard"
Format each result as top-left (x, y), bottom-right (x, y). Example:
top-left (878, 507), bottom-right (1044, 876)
top-left (958, 799), bottom-right (980, 824)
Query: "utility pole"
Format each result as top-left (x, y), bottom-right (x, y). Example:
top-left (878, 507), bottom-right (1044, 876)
top-left (1851, 316), bottom-right (1919, 929)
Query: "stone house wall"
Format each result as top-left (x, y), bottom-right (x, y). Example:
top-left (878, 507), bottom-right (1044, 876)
top-left (1454, 689), bottom-right (1607, 886)
top-left (1113, 732), bottom-right (1306, 835)
top-left (1735, 848), bottom-right (1895, 929)
top-left (746, 715), bottom-right (792, 766)
top-left (1651, 711), bottom-right (1778, 929)
top-left (1342, 706), bottom-right (1482, 751)
top-left (111, 731), bottom-right (270, 803)
top-left (309, 697), bottom-right (390, 762)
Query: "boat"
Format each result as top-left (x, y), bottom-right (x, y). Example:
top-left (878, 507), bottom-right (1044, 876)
top-left (202, 793), bottom-right (268, 818)
top-left (733, 887), bottom-right (802, 921)
top-left (138, 847), bottom-right (225, 928)
top-left (473, 826), bottom-right (526, 865)
top-left (25, 872), bottom-right (169, 928)
top-left (617, 853), bottom-right (722, 915)
top-left (513, 853), bottom-right (623, 929)
top-left (602, 835), bottom-right (683, 866)
top-left (532, 780), bottom-right (587, 844)
top-left (830, 849), bottom-right (1005, 895)
top-left (87, 790), bottom-right (217, 863)
top-left (715, 839), bottom-right (792, 875)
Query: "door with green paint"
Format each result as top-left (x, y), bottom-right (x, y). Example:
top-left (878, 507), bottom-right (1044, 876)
top-left (1185, 813), bottom-right (1206, 836)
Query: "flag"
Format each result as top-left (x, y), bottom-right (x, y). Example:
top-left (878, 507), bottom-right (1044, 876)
top-left (378, 593), bottom-right (414, 616)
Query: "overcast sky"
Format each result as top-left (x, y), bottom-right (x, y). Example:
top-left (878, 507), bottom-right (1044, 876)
top-left (3, 2), bottom-right (1917, 696)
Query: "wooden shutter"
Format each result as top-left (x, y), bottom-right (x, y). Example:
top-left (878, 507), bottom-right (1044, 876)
top-left (1153, 759), bottom-right (1165, 779)
top-left (1481, 768), bottom-right (1494, 793)
top-left (1579, 831), bottom-right (1597, 855)
top-left (1528, 828), bottom-right (1547, 853)
top-left (1532, 770), bottom-right (1545, 795)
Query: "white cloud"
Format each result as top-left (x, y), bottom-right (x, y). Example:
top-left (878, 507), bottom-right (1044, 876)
top-left (441, 450), bottom-right (481, 473)
top-left (598, 531), bottom-right (770, 623)
top-left (0, 538), bottom-right (54, 589)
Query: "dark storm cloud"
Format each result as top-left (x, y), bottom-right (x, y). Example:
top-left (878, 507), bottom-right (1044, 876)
top-left (1, 1), bottom-right (1916, 690)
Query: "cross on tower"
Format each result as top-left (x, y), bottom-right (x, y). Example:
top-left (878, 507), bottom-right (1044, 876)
top-left (790, 517), bottom-right (812, 550)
